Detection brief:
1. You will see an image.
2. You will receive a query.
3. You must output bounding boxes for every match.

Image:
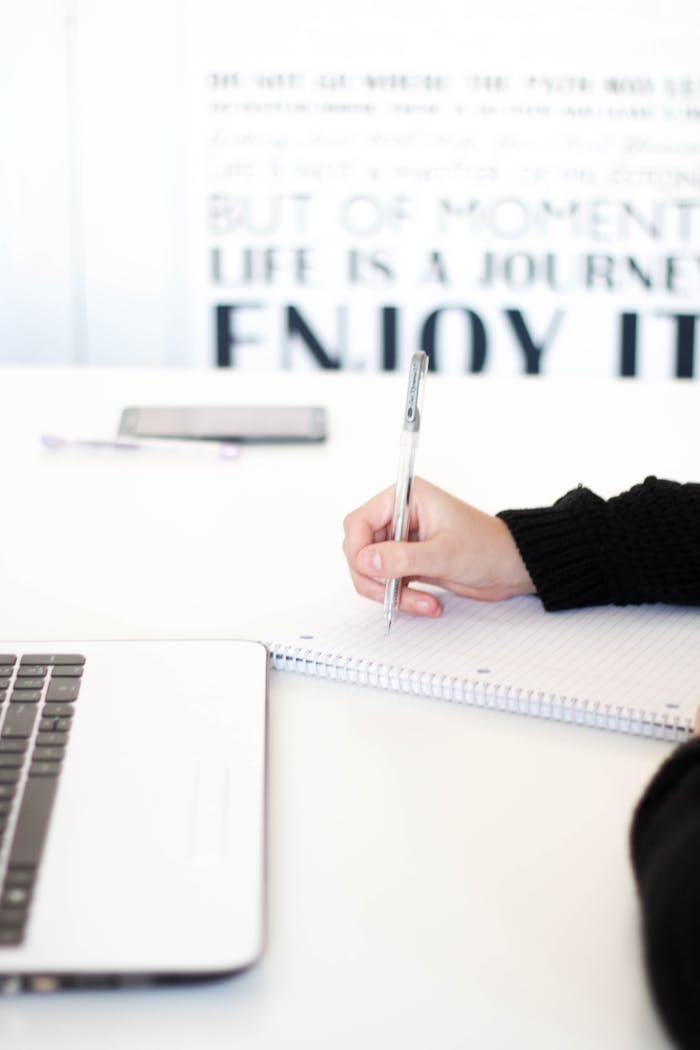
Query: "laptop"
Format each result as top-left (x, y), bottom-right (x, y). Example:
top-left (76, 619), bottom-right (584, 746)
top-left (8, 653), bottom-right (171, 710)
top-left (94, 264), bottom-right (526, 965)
top-left (0, 638), bottom-right (268, 991)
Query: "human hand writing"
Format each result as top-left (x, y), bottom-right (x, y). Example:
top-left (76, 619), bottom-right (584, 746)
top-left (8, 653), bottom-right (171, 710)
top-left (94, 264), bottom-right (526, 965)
top-left (342, 477), bottom-right (535, 618)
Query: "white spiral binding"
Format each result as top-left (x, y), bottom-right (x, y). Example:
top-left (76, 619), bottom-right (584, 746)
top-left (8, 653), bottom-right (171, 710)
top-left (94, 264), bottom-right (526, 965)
top-left (267, 644), bottom-right (692, 742)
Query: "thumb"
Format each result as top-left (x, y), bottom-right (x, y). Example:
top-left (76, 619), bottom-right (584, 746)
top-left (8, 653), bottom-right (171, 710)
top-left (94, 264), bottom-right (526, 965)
top-left (358, 536), bottom-right (448, 580)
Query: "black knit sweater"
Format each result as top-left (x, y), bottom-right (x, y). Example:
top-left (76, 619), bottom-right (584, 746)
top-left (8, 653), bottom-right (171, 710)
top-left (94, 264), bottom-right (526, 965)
top-left (497, 476), bottom-right (700, 612)
top-left (629, 738), bottom-right (700, 1049)
top-left (499, 477), bottom-right (700, 1050)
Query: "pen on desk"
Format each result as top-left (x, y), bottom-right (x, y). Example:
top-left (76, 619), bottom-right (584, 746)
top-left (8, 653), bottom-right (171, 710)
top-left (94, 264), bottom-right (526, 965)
top-left (40, 434), bottom-right (241, 459)
top-left (384, 351), bottom-right (429, 634)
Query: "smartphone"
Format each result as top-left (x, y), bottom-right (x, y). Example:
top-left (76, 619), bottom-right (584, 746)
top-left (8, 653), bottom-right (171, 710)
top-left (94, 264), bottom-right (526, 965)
top-left (118, 405), bottom-right (327, 444)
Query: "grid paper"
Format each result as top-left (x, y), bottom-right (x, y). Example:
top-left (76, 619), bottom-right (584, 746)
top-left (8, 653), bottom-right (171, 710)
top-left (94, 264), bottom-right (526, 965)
top-left (267, 592), bottom-right (700, 739)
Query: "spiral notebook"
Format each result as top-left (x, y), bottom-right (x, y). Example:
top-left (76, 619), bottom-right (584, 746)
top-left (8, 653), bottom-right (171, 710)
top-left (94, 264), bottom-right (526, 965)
top-left (267, 591), bottom-right (700, 741)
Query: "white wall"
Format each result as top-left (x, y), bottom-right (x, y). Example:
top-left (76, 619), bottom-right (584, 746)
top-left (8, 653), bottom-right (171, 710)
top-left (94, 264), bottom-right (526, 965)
top-left (72, 0), bottom-right (191, 365)
top-left (0, 0), bottom-right (190, 366)
top-left (0, 0), bottom-right (74, 363)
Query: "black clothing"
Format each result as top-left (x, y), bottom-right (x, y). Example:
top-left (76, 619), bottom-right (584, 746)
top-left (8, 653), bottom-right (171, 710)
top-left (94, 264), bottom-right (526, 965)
top-left (497, 476), bottom-right (700, 612)
top-left (498, 477), bottom-right (700, 1050)
top-left (630, 739), bottom-right (700, 1050)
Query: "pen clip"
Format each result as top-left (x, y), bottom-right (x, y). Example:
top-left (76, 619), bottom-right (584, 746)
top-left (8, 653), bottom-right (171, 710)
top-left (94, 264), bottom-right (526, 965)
top-left (403, 351), bottom-right (428, 434)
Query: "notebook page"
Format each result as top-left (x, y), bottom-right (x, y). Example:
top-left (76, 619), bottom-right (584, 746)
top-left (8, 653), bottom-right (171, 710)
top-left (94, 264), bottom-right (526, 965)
top-left (267, 591), bottom-right (700, 722)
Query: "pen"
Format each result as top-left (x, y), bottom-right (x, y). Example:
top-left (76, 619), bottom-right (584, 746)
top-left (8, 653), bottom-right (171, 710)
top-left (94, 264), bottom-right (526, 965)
top-left (384, 351), bottom-right (428, 634)
top-left (40, 434), bottom-right (241, 459)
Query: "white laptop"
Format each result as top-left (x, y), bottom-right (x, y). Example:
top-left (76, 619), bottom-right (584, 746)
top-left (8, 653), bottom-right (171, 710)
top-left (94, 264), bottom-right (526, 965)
top-left (0, 638), bottom-right (267, 991)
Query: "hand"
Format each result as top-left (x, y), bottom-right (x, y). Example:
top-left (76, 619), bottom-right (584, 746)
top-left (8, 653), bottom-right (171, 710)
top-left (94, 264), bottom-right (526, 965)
top-left (342, 477), bottom-right (536, 618)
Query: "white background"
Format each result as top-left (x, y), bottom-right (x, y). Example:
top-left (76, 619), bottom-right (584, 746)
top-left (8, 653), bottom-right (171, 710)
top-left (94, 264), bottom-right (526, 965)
top-left (0, 0), bottom-right (698, 375)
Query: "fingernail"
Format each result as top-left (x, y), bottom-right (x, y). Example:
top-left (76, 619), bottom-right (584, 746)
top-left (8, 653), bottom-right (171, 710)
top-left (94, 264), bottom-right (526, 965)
top-left (416, 598), bottom-right (433, 612)
top-left (360, 548), bottom-right (382, 573)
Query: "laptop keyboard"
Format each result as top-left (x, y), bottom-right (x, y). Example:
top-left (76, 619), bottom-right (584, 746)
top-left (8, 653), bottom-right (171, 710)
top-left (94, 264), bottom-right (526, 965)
top-left (0, 654), bottom-right (83, 948)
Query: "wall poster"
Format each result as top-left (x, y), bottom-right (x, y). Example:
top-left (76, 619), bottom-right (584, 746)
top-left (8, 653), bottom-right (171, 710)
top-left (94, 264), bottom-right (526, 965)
top-left (184, 1), bottom-right (700, 377)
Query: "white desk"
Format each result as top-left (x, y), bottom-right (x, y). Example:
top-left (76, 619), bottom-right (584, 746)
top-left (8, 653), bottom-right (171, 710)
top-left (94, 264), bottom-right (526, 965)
top-left (0, 366), bottom-right (697, 1050)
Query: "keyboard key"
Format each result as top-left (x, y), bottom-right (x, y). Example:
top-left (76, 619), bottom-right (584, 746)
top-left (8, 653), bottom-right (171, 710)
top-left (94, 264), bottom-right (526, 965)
top-left (0, 769), bottom-right (21, 785)
top-left (2, 703), bottom-right (39, 738)
top-left (0, 739), bottom-right (28, 753)
top-left (35, 732), bottom-right (67, 747)
top-left (2, 886), bottom-right (30, 908)
top-left (10, 690), bottom-right (42, 703)
top-left (50, 665), bottom-right (83, 678)
top-left (44, 703), bottom-right (75, 720)
top-left (7, 775), bottom-right (59, 866)
top-left (16, 667), bottom-right (47, 678)
top-left (0, 929), bottom-right (23, 946)
top-left (20, 654), bottom-right (84, 666)
top-left (4, 868), bottom-right (35, 889)
top-left (29, 762), bottom-right (62, 778)
top-left (0, 656), bottom-right (17, 666)
top-left (0, 906), bottom-right (26, 927)
top-left (0, 755), bottom-right (23, 769)
top-left (33, 747), bottom-right (65, 762)
top-left (45, 680), bottom-right (80, 703)
top-left (0, 783), bottom-right (16, 800)
top-left (12, 678), bottom-right (45, 690)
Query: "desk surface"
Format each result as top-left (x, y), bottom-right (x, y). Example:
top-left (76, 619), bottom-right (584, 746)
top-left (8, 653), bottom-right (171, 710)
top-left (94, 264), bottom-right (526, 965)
top-left (0, 366), bottom-right (697, 1050)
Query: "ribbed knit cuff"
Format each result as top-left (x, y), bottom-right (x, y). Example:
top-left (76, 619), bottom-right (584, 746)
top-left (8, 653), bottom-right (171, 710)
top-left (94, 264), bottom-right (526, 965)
top-left (497, 504), bottom-right (611, 611)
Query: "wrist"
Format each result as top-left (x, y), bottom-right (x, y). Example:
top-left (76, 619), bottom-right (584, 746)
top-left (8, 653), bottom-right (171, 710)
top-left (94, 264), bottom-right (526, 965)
top-left (493, 516), bottom-right (536, 597)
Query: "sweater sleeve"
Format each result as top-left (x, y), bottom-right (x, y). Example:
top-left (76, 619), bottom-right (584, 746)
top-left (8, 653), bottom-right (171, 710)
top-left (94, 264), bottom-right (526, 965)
top-left (497, 477), bottom-right (700, 611)
top-left (629, 738), bottom-right (700, 1050)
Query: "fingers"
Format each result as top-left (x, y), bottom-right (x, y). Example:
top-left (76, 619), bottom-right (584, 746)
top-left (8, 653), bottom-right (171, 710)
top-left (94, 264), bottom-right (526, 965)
top-left (343, 477), bottom-right (536, 617)
top-left (398, 586), bottom-right (443, 617)
top-left (342, 480), bottom-right (437, 574)
top-left (342, 486), bottom-right (395, 564)
top-left (342, 476), bottom-right (437, 556)
top-left (344, 564), bottom-right (443, 618)
top-left (356, 536), bottom-right (450, 584)
top-left (342, 487), bottom-right (395, 600)
top-left (343, 489), bottom-right (443, 618)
